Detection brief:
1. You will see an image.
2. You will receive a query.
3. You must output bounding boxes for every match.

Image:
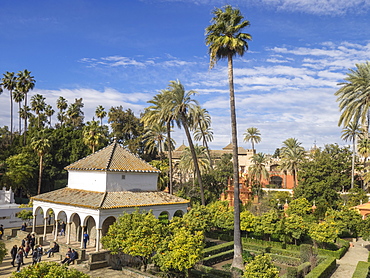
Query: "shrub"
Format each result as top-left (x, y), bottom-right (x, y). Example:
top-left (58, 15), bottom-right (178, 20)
top-left (10, 262), bottom-right (90, 277)
top-left (203, 250), bottom-right (234, 266)
top-left (286, 266), bottom-right (298, 278)
top-left (203, 241), bottom-right (234, 257)
top-left (352, 261), bottom-right (370, 278)
top-left (297, 261), bottom-right (311, 277)
top-left (193, 265), bottom-right (232, 278)
top-left (304, 257), bottom-right (336, 278)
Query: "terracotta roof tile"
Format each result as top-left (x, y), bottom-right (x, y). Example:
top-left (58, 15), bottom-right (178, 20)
top-left (64, 141), bottom-right (159, 173)
top-left (32, 188), bottom-right (189, 209)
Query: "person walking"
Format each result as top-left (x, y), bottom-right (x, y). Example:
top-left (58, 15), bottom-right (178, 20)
top-left (10, 245), bottom-right (17, 267)
top-left (36, 244), bottom-right (43, 263)
top-left (15, 250), bottom-right (24, 272)
top-left (83, 231), bottom-right (89, 249)
top-left (32, 249), bottom-right (39, 265)
top-left (29, 233), bottom-right (36, 251)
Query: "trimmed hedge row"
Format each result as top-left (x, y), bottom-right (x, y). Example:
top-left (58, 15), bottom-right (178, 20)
top-left (203, 241), bottom-right (234, 257)
top-left (317, 246), bottom-right (348, 259)
top-left (202, 250), bottom-right (234, 266)
top-left (270, 247), bottom-right (301, 258)
top-left (243, 237), bottom-right (301, 251)
top-left (297, 261), bottom-right (311, 277)
top-left (192, 265), bottom-right (232, 278)
top-left (304, 256), bottom-right (337, 278)
top-left (270, 253), bottom-right (301, 266)
top-left (352, 261), bottom-right (370, 278)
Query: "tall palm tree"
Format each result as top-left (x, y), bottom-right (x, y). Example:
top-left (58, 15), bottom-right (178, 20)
top-left (56, 96), bottom-right (68, 127)
top-left (44, 105), bottom-right (55, 128)
top-left (243, 127), bottom-right (262, 153)
top-left (280, 138), bottom-right (305, 188)
top-left (341, 121), bottom-right (362, 189)
top-left (179, 145), bottom-right (210, 187)
top-left (17, 70), bottom-right (36, 144)
top-left (205, 4), bottom-right (251, 269)
top-left (66, 98), bottom-right (84, 128)
top-left (143, 123), bottom-right (169, 159)
top-left (13, 88), bottom-right (24, 132)
top-left (30, 94), bottom-right (46, 128)
top-left (83, 120), bottom-right (102, 153)
top-left (335, 61), bottom-right (370, 132)
top-left (166, 80), bottom-right (206, 205)
top-left (191, 105), bottom-right (214, 168)
top-left (1, 71), bottom-right (17, 141)
top-left (142, 90), bottom-right (179, 195)
top-left (248, 152), bottom-right (269, 199)
top-left (31, 134), bottom-right (50, 195)
top-left (95, 105), bottom-right (107, 127)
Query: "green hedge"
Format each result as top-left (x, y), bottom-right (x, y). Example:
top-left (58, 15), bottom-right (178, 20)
top-left (317, 246), bottom-right (348, 259)
top-left (203, 241), bottom-right (234, 257)
top-left (297, 261), bottom-right (311, 277)
top-left (270, 247), bottom-right (301, 258)
top-left (270, 254), bottom-right (301, 266)
top-left (192, 265), bottom-right (232, 278)
top-left (305, 257), bottom-right (336, 278)
top-left (352, 261), bottom-right (370, 278)
top-left (202, 250), bottom-right (234, 266)
top-left (242, 238), bottom-right (301, 251)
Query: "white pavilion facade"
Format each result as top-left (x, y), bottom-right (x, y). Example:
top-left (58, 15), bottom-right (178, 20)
top-left (31, 141), bottom-right (189, 252)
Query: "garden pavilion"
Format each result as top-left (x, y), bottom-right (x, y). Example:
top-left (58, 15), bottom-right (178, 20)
top-left (31, 140), bottom-right (189, 252)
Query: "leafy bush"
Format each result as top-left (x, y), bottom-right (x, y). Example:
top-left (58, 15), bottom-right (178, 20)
top-left (297, 261), bottom-right (311, 277)
top-left (352, 261), bottom-right (370, 278)
top-left (10, 262), bottom-right (89, 277)
top-left (317, 246), bottom-right (347, 259)
top-left (270, 254), bottom-right (301, 266)
top-left (203, 241), bottom-right (233, 257)
top-left (202, 250), bottom-right (234, 266)
top-left (286, 266), bottom-right (298, 278)
top-left (304, 257), bottom-right (336, 278)
top-left (193, 265), bottom-right (232, 278)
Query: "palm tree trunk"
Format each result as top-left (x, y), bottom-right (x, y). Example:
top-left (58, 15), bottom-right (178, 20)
top-left (227, 55), bottom-right (243, 270)
top-left (167, 122), bottom-right (173, 195)
top-left (38, 155), bottom-right (43, 195)
top-left (23, 95), bottom-right (27, 145)
top-left (18, 102), bottom-right (22, 134)
top-left (181, 113), bottom-right (205, 206)
top-left (199, 122), bottom-right (213, 169)
top-left (351, 139), bottom-right (355, 189)
top-left (10, 90), bottom-right (13, 142)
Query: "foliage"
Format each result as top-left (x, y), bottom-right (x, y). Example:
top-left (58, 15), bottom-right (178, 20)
top-left (304, 256), bottom-right (337, 278)
top-left (207, 201), bottom-right (234, 230)
top-left (283, 214), bottom-right (308, 245)
top-left (255, 209), bottom-right (282, 241)
top-left (16, 209), bottom-right (33, 222)
top-left (295, 144), bottom-right (352, 215)
top-left (352, 261), bottom-right (370, 278)
top-left (10, 262), bottom-right (90, 277)
top-left (101, 209), bottom-right (166, 270)
top-left (325, 207), bottom-right (363, 237)
top-left (240, 210), bottom-right (256, 236)
top-left (308, 221), bottom-right (339, 247)
top-left (285, 197), bottom-right (312, 217)
top-left (243, 254), bottom-right (279, 278)
top-left (153, 227), bottom-right (204, 275)
top-left (0, 241), bottom-right (6, 264)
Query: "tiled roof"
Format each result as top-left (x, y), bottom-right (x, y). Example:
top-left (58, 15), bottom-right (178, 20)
top-left (65, 141), bottom-right (159, 173)
top-left (32, 188), bottom-right (189, 210)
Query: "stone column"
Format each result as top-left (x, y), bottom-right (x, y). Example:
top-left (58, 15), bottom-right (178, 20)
top-left (32, 214), bottom-right (37, 233)
top-left (80, 226), bottom-right (85, 249)
top-left (54, 220), bottom-right (58, 241)
top-left (66, 222), bottom-right (72, 245)
top-left (43, 217), bottom-right (47, 240)
top-left (95, 229), bottom-right (101, 252)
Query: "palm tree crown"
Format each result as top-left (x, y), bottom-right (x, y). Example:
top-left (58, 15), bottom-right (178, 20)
top-left (243, 127), bottom-right (261, 153)
top-left (280, 138), bottom-right (305, 188)
top-left (335, 61), bottom-right (370, 131)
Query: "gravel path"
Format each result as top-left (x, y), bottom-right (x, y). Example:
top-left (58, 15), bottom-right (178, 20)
top-left (330, 238), bottom-right (370, 278)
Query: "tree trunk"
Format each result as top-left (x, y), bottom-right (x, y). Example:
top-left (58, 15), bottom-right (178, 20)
top-left (37, 155), bottom-right (43, 195)
top-left (227, 55), bottom-right (244, 271)
top-left (199, 122), bottom-right (213, 169)
top-left (351, 138), bottom-right (355, 189)
top-left (167, 122), bottom-right (173, 195)
top-left (10, 90), bottom-right (13, 142)
top-left (23, 95), bottom-right (28, 145)
top-left (18, 102), bottom-right (22, 133)
top-left (181, 113), bottom-right (205, 206)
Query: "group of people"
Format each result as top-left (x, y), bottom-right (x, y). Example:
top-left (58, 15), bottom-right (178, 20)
top-left (10, 239), bottom-right (44, 272)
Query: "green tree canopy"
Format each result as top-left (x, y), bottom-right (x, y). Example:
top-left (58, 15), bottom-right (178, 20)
top-left (243, 254), bottom-right (279, 278)
top-left (11, 262), bottom-right (89, 278)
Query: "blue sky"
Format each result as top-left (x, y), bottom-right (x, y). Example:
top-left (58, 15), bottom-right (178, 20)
top-left (1, 0), bottom-right (370, 154)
